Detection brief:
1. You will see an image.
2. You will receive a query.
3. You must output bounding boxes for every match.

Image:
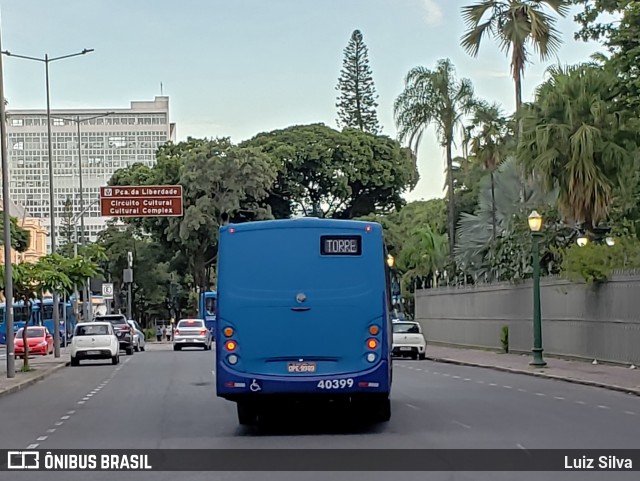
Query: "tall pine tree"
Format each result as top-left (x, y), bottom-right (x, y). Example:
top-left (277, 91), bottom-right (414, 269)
top-left (336, 29), bottom-right (381, 134)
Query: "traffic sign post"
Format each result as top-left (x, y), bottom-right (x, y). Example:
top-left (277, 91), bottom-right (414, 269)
top-left (99, 185), bottom-right (183, 217)
top-left (102, 283), bottom-right (114, 299)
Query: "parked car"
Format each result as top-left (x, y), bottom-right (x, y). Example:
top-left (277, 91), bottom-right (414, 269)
top-left (127, 320), bottom-right (146, 352)
top-left (70, 322), bottom-right (119, 366)
top-left (392, 320), bottom-right (427, 360)
top-left (14, 326), bottom-right (54, 357)
top-left (173, 318), bottom-right (212, 351)
top-left (94, 314), bottom-right (135, 355)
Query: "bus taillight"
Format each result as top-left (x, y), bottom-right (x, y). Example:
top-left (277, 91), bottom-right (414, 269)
top-left (223, 327), bottom-right (234, 337)
top-left (225, 340), bottom-right (237, 351)
top-left (369, 325), bottom-right (379, 335)
top-left (367, 339), bottom-right (378, 349)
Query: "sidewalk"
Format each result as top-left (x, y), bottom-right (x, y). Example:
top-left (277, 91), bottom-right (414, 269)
top-left (425, 344), bottom-right (640, 396)
top-left (0, 347), bottom-right (70, 399)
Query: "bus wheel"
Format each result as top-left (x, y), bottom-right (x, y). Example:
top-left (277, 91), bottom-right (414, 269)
top-left (372, 396), bottom-right (391, 423)
top-left (237, 402), bottom-right (258, 426)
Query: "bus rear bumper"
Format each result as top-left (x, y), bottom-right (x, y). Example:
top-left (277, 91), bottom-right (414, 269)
top-left (216, 360), bottom-right (391, 400)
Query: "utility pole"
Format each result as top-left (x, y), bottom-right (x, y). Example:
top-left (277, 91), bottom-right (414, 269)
top-left (125, 251), bottom-right (133, 320)
top-left (0, 22), bottom-right (15, 378)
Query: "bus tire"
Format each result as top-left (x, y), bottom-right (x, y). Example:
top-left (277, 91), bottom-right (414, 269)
top-left (372, 396), bottom-right (391, 423)
top-left (237, 402), bottom-right (258, 426)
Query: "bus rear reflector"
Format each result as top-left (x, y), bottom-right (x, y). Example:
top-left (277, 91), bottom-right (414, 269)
top-left (367, 339), bottom-right (378, 349)
top-left (223, 327), bottom-right (234, 337)
top-left (358, 382), bottom-right (380, 388)
top-left (369, 325), bottom-right (379, 335)
top-left (365, 225), bottom-right (372, 232)
top-left (224, 382), bottom-right (246, 388)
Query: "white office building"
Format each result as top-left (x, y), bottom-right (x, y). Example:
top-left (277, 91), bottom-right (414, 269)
top-left (6, 96), bottom-right (176, 249)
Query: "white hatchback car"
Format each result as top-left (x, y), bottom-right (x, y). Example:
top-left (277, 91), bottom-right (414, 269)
top-left (392, 320), bottom-right (427, 360)
top-left (70, 322), bottom-right (120, 366)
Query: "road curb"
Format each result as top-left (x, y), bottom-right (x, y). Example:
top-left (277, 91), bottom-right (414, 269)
top-left (426, 356), bottom-right (640, 397)
top-left (0, 361), bottom-right (70, 399)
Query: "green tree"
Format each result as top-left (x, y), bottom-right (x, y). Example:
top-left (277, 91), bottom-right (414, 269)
top-left (454, 157), bottom-right (562, 282)
top-left (0, 216), bottom-right (30, 252)
top-left (460, 0), bottom-right (570, 110)
top-left (518, 63), bottom-right (634, 232)
top-left (394, 58), bottom-right (476, 259)
top-left (468, 102), bottom-right (513, 240)
top-left (59, 197), bottom-right (76, 258)
top-left (243, 124), bottom-right (417, 219)
top-left (336, 29), bottom-right (381, 134)
top-left (109, 138), bottom-right (278, 289)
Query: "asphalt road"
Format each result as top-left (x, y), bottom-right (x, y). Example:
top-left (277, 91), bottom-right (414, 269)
top-left (1, 343), bottom-right (638, 481)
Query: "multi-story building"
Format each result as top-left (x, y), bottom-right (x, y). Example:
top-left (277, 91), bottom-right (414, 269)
top-left (6, 96), bottom-right (176, 249)
top-left (0, 198), bottom-right (48, 265)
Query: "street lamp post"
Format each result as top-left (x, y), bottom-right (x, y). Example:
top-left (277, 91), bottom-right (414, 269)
top-left (71, 199), bottom-right (98, 321)
top-left (52, 113), bottom-right (113, 247)
top-left (528, 210), bottom-right (547, 367)
top-left (0, 26), bottom-right (16, 378)
top-left (1, 47), bottom-right (94, 357)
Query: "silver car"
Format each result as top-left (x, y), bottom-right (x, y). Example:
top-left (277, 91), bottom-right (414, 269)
top-left (127, 320), bottom-right (146, 352)
top-left (173, 318), bottom-right (212, 351)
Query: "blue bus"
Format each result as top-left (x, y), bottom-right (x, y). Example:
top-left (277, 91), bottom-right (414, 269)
top-left (0, 298), bottom-right (76, 345)
top-left (215, 218), bottom-right (394, 425)
top-left (199, 290), bottom-right (217, 338)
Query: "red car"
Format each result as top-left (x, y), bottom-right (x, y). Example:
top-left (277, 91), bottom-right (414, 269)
top-left (14, 326), bottom-right (54, 357)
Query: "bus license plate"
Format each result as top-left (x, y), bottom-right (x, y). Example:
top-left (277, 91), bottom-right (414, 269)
top-left (288, 362), bottom-right (316, 373)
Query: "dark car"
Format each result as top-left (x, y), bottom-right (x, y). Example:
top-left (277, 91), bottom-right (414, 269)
top-left (94, 314), bottom-right (134, 355)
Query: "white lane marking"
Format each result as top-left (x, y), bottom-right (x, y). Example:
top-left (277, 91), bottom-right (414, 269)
top-left (26, 444), bottom-right (39, 449)
top-left (77, 401), bottom-right (85, 404)
top-left (452, 375), bottom-right (461, 379)
top-left (452, 420), bottom-right (471, 429)
top-left (517, 388), bottom-right (527, 392)
top-left (36, 436), bottom-right (47, 441)
top-left (597, 405), bottom-right (610, 410)
top-left (61, 416), bottom-right (70, 420)
top-left (433, 372), bottom-right (440, 375)
top-left (55, 422), bottom-right (63, 426)
top-left (442, 373), bottom-right (450, 377)
top-left (464, 378), bottom-right (471, 381)
top-left (535, 393), bottom-right (546, 397)
top-left (67, 410), bottom-right (76, 415)
top-left (46, 429), bottom-right (56, 433)
top-left (624, 411), bottom-right (636, 416)
top-left (576, 401), bottom-right (586, 405)
top-left (406, 403), bottom-right (419, 410)
top-left (489, 383), bottom-right (497, 386)
top-left (517, 443), bottom-right (528, 451)
top-left (503, 385), bottom-right (512, 389)
top-left (415, 368), bottom-right (422, 371)
top-left (83, 397), bottom-right (90, 400)
top-left (554, 396), bottom-right (565, 400)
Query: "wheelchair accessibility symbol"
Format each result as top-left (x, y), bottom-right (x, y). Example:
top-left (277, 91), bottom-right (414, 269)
top-left (250, 379), bottom-right (261, 392)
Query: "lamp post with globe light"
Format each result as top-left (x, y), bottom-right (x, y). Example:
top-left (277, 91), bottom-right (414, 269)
top-left (528, 210), bottom-right (547, 367)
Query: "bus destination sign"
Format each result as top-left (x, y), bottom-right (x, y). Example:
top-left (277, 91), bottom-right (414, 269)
top-left (100, 185), bottom-right (183, 217)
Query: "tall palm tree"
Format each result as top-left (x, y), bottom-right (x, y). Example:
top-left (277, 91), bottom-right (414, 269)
top-left (394, 59), bottom-right (476, 259)
top-left (460, 0), bottom-right (570, 111)
top-left (518, 63), bottom-right (631, 231)
top-left (468, 102), bottom-right (512, 240)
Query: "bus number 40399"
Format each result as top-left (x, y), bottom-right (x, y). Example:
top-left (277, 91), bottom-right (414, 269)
top-left (317, 379), bottom-right (354, 389)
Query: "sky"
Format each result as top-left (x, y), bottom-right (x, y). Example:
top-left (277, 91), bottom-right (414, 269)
top-left (0, 0), bottom-right (603, 202)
